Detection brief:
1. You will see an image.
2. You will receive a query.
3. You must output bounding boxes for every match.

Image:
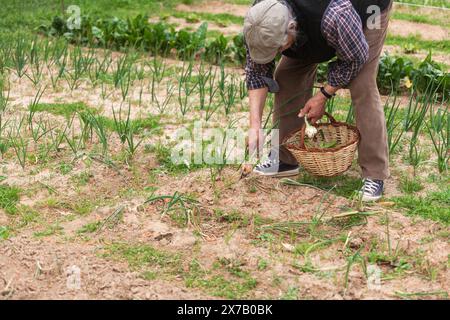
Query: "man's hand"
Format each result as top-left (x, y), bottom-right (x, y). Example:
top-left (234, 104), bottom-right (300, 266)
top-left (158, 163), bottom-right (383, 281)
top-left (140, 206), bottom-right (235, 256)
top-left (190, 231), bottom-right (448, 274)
top-left (298, 92), bottom-right (327, 124)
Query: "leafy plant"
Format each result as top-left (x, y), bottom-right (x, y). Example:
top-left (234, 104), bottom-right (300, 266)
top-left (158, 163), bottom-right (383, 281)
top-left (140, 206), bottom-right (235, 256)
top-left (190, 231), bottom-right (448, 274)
top-left (111, 103), bottom-right (143, 158)
top-left (384, 94), bottom-right (404, 155)
top-left (378, 53), bottom-right (415, 94)
top-left (426, 107), bottom-right (449, 172)
top-left (0, 75), bottom-right (10, 112)
top-left (0, 184), bottom-right (20, 214)
top-left (145, 192), bottom-right (201, 229)
top-left (205, 34), bottom-right (230, 64)
top-left (7, 117), bottom-right (28, 169)
top-left (177, 61), bottom-right (197, 115)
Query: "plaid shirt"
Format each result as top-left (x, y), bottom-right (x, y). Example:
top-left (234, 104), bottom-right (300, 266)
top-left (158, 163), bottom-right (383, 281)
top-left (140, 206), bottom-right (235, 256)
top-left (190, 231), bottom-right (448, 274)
top-left (245, 0), bottom-right (369, 91)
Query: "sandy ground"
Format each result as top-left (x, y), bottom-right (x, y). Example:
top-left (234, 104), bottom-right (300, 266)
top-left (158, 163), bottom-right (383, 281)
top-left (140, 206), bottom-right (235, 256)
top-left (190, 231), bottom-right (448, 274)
top-left (388, 20), bottom-right (449, 41)
top-left (176, 2), bottom-right (249, 18)
top-left (1, 158), bottom-right (449, 299)
top-left (0, 56), bottom-right (448, 300)
top-left (0, 1), bottom-right (449, 301)
top-left (149, 16), bottom-right (243, 36)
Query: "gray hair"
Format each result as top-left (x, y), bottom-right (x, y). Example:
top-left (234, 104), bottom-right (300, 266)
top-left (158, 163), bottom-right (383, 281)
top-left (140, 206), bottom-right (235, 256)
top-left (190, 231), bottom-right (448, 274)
top-left (280, 0), bottom-right (297, 45)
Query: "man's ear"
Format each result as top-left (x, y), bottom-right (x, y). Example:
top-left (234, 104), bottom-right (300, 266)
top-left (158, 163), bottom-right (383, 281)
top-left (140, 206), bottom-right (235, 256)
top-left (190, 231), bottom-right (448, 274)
top-left (288, 21), bottom-right (297, 32)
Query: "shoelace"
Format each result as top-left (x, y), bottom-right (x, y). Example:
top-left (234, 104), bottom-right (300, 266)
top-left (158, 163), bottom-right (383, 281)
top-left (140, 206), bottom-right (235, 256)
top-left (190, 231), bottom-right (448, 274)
top-left (257, 158), bottom-right (278, 169)
top-left (363, 179), bottom-right (381, 194)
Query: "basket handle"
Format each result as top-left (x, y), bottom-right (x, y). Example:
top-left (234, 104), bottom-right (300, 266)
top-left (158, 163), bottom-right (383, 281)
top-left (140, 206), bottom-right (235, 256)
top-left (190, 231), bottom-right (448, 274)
top-left (323, 112), bottom-right (338, 124)
top-left (299, 112), bottom-right (337, 149)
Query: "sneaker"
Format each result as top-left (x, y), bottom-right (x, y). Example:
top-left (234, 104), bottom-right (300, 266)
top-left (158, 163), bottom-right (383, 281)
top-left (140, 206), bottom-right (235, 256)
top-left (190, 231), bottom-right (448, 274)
top-left (359, 178), bottom-right (384, 201)
top-left (253, 156), bottom-right (299, 177)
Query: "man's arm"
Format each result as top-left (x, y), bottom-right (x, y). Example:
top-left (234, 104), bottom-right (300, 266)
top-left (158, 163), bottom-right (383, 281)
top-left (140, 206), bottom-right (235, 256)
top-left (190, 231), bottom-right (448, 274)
top-left (248, 87), bottom-right (268, 158)
top-left (322, 0), bottom-right (369, 88)
top-left (300, 0), bottom-right (369, 123)
top-left (245, 44), bottom-right (275, 157)
top-left (249, 88), bottom-right (268, 130)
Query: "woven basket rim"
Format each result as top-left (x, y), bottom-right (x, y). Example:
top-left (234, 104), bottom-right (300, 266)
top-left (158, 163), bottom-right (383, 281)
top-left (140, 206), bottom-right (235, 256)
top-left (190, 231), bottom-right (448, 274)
top-left (283, 121), bottom-right (360, 154)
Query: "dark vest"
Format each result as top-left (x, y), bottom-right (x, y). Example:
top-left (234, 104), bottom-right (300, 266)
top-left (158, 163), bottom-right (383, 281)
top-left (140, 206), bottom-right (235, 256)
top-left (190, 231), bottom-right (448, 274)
top-left (282, 0), bottom-right (391, 63)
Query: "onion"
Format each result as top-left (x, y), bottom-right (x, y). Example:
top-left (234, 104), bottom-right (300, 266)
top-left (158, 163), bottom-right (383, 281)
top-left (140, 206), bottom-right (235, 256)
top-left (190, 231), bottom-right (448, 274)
top-left (304, 117), bottom-right (318, 139)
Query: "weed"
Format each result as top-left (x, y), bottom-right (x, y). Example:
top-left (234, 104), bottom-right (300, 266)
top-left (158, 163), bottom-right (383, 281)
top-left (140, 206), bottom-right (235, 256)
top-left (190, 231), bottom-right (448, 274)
top-left (30, 102), bottom-right (94, 119)
top-left (0, 184), bottom-right (20, 214)
top-left (77, 221), bottom-right (101, 234)
top-left (0, 226), bottom-right (11, 240)
top-left (33, 223), bottom-right (63, 237)
top-left (280, 286), bottom-right (299, 300)
top-left (391, 188), bottom-right (450, 225)
top-left (185, 259), bottom-right (257, 299)
top-left (257, 258), bottom-right (268, 271)
top-left (145, 191), bottom-right (201, 229)
top-left (102, 242), bottom-right (182, 276)
top-left (399, 176), bottom-right (424, 194)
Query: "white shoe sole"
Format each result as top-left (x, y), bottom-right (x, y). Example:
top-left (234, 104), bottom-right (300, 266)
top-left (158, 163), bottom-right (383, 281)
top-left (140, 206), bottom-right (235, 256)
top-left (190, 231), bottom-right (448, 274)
top-left (253, 168), bottom-right (299, 178)
top-left (360, 193), bottom-right (382, 202)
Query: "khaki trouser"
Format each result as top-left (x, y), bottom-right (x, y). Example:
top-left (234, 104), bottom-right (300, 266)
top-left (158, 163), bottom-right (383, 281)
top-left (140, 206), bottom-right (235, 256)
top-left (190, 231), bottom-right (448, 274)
top-left (273, 3), bottom-right (392, 180)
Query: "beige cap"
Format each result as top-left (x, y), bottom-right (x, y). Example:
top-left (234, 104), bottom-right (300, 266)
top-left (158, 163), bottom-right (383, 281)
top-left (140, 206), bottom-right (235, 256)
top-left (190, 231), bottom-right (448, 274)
top-left (243, 0), bottom-right (290, 64)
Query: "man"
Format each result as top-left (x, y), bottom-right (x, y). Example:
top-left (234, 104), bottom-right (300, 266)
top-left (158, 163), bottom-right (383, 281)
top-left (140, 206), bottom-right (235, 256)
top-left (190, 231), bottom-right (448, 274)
top-left (243, 0), bottom-right (392, 201)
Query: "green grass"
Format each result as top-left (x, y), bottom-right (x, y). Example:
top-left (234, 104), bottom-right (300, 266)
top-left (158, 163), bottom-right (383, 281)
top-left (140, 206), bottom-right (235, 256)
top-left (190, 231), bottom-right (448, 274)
top-left (15, 206), bottom-right (41, 228)
top-left (71, 171), bottom-right (93, 187)
top-left (391, 11), bottom-right (450, 27)
top-left (33, 223), bottom-right (63, 237)
top-left (0, 0), bottom-right (187, 35)
top-left (30, 102), bottom-right (161, 134)
top-left (367, 250), bottom-right (413, 275)
top-left (280, 286), bottom-right (299, 300)
top-left (0, 226), bottom-right (11, 240)
top-left (185, 258), bottom-right (257, 299)
top-left (395, 290), bottom-right (449, 299)
top-left (71, 199), bottom-right (97, 216)
top-left (172, 11), bottom-right (244, 26)
top-left (391, 187), bottom-right (450, 224)
top-left (101, 115), bottom-right (161, 134)
top-left (295, 172), bottom-right (363, 198)
top-left (102, 243), bottom-right (258, 298)
top-left (257, 258), bottom-right (268, 271)
top-left (294, 239), bottom-right (335, 256)
top-left (59, 161), bottom-right (74, 175)
top-left (395, 0), bottom-right (450, 9)
top-left (77, 221), bottom-right (101, 234)
top-left (30, 102), bottom-right (96, 119)
top-left (213, 208), bottom-right (251, 227)
top-left (223, 0), bottom-right (252, 4)
top-left (43, 197), bottom-right (99, 216)
top-left (0, 185), bottom-right (21, 214)
top-left (386, 35), bottom-right (450, 54)
top-left (146, 143), bottom-right (205, 175)
top-left (102, 242), bottom-right (183, 275)
top-left (399, 176), bottom-right (424, 194)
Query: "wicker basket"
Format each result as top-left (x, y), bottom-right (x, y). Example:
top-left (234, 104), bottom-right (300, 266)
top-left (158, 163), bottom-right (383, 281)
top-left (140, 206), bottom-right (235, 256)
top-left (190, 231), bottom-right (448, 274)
top-left (283, 113), bottom-right (360, 177)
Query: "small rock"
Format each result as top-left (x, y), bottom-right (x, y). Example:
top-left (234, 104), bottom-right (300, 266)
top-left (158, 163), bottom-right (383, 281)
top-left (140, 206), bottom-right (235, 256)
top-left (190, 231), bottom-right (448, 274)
top-left (349, 237), bottom-right (363, 249)
top-left (124, 213), bottom-right (139, 225)
top-left (282, 243), bottom-right (295, 252)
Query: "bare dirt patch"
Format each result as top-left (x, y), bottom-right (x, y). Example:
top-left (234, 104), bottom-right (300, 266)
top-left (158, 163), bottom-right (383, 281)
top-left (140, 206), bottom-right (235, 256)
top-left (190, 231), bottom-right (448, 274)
top-left (0, 235), bottom-right (212, 299)
top-left (389, 20), bottom-right (449, 41)
top-left (383, 44), bottom-right (449, 65)
top-left (149, 16), bottom-right (243, 36)
top-left (1, 161), bottom-right (449, 299)
top-left (393, 2), bottom-right (450, 27)
top-left (176, 1), bottom-right (249, 17)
